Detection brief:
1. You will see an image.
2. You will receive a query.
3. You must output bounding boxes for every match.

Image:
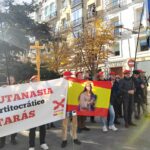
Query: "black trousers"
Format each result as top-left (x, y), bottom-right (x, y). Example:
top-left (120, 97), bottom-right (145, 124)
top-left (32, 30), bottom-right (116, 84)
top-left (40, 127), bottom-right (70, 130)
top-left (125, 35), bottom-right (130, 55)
top-left (0, 134), bottom-right (17, 143)
top-left (113, 98), bottom-right (122, 121)
top-left (123, 95), bottom-right (134, 125)
top-left (29, 125), bottom-right (46, 147)
top-left (78, 116), bottom-right (86, 129)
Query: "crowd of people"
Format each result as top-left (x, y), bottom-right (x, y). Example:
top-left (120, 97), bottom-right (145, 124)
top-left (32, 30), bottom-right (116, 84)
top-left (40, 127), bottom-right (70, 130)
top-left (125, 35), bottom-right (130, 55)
top-left (0, 69), bottom-right (149, 150)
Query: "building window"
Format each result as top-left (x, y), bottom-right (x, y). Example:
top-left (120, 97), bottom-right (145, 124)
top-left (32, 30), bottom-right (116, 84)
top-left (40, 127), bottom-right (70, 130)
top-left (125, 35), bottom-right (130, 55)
top-left (111, 18), bottom-right (121, 36)
top-left (72, 9), bottom-right (82, 21)
top-left (138, 37), bottom-right (149, 52)
top-left (71, 0), bottom-right (82, 7)
top-left (113, 42), bottom-right (120, 56)
top-left (50, 2), bottom-right (56, 17)
top-left (44, 6), bottom-right (49, 17)
top-left (71, 9), bottom-right (83, 26)
top-left (62, 0), bottom-right (67, 8)
top-left (62, 18), bottom-right (67, 29)
top-left (112, 0), bottom-right (119, 5)
top-left (87, 3), bottom-right (96, 19)
top-left (107, 0), bottom-right (120, 10)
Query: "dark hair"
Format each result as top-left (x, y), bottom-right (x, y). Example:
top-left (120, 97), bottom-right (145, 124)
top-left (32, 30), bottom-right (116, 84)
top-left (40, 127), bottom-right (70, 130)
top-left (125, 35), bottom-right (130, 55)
top-left (78, 83), bottom-right (95, 100)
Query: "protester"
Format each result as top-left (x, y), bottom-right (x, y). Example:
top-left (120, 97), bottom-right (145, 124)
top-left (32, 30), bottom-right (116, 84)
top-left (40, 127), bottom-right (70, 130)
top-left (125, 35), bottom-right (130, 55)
top-left (61, 71), bottom-right (81, 148)
top-left (119, 70), bottom-right (136, 128)
top-left (107, 72), bottom-right (119, 130)
top-left (28, 75), bottom-right (49, 150)
top-left (133, 70), bottom-right (147, 119)
top-left (0, 76), bottom-right (18, 149)
top-left (113, 75), bottom-right (122, 124)
top-left (99, 72), bottom-right (118, 132)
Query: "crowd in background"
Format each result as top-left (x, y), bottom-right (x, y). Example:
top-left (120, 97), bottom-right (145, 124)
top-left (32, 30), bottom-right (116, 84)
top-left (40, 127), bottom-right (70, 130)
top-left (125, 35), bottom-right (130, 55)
top-left (0, 69), bottom-right (149, 150)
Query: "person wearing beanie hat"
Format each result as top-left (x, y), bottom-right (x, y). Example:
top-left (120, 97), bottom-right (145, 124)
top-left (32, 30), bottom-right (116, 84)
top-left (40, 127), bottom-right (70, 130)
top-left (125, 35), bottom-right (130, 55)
top-left (123, 70), bottom-right (131, 74)
top-left (63, 71), bottom-right (73, 77)
top-left (61, 72), bottom-right (81, 148)
top-left (109, 72), bottom-right (116, 75)
top-left (28, 75), bottom-right (49, 150)
top-left (97, 71), bottom-right (105, 81)
top-left (119, 70), bottom-right (136, 128)
top-left (133, 70), bottom-right (140, 75)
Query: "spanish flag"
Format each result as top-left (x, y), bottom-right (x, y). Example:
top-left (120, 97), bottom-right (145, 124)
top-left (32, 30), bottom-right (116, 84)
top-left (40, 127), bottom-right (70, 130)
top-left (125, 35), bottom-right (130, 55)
top-left (66, 77), bottom-right (112, 117)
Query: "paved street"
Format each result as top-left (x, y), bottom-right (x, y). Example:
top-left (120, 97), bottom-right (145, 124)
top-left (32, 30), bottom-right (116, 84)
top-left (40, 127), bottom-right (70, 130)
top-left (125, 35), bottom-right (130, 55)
top-left (2, 88), bottom-right (150, 150)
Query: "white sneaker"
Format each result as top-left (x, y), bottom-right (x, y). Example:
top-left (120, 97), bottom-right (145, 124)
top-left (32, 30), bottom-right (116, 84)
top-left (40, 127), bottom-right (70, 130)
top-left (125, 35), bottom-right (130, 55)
top-left (40, 143), bottom-right (49, 150)
top-left (102, 126), bottom-right (108, 132)
top-left (109, 125), bottom-right (118, 131)
top-left (29, 147), bottom-right (35, 150)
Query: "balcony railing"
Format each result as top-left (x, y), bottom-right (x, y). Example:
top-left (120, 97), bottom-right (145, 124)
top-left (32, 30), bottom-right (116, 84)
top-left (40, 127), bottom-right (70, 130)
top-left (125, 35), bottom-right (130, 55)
top-left (132, 0), bottom-right (143, 4)
top-left (72, 17), bottom-right (83, 27)
top-left (106, 0), bottom-right (127, 12)
top-left (71, 0), bottom-right (83, 7)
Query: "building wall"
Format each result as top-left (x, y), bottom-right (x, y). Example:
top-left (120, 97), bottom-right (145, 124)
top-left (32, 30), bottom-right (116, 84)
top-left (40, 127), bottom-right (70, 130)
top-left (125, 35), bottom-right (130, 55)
top-left (104, 0), bottom-right (150, 76)
top-left (34, 0), bottom-right (150, 76)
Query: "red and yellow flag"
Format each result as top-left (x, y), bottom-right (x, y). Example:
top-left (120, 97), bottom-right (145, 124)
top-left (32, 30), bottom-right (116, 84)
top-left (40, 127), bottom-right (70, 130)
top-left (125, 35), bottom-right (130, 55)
top-left (66, 77), bottom-right (112, 117)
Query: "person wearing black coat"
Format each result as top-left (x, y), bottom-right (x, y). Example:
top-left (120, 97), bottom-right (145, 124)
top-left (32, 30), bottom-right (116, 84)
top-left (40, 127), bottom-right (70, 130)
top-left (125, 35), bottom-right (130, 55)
top-left (119, 70), bottom-right (136, 128)
top-left (133, 70), bottom-right (147, 119)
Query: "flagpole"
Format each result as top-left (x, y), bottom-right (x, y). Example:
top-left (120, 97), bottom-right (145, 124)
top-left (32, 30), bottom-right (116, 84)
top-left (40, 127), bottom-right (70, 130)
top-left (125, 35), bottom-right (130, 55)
top-left (134, 2), bottom-right (145, 69)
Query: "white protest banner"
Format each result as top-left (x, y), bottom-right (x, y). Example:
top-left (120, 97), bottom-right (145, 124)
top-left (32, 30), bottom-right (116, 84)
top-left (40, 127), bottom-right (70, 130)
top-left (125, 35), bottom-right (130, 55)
top-left (0, 78), bottom-right (68, 137)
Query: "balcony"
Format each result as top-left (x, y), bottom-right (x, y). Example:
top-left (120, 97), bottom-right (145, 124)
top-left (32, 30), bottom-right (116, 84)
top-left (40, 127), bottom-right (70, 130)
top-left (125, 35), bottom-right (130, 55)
top-left (71, 0), bottom-right (83, 8)
top-left (132, 0), bottom-right (143, 4)
top-left (106, 0), bottom-right (127, 12)
top-left (72, 17), bottom-right (83, 27)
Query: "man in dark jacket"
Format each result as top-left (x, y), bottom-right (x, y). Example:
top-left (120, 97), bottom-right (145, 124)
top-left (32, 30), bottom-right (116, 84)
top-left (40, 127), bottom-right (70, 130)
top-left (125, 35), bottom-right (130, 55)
top-left (119, 70), bottom-right (136, 128)
top-left (111, 74), bottom-right (121, 124)
top-left (133, 70), bottom-right (147, 119)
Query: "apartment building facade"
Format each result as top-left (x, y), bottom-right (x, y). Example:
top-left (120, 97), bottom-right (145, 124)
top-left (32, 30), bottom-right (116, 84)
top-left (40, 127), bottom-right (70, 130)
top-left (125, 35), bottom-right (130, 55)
top-left (104, 0), bottom-right (150, 76)
top-left (33, 0), bottom-right (150, 76)
top-left (34, 0), bottom-right (103, 34)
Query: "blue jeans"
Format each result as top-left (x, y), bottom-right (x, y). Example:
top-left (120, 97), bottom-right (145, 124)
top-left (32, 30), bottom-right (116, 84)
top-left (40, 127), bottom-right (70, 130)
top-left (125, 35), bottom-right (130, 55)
top-left (101, 105), bottom-right (115, 126)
